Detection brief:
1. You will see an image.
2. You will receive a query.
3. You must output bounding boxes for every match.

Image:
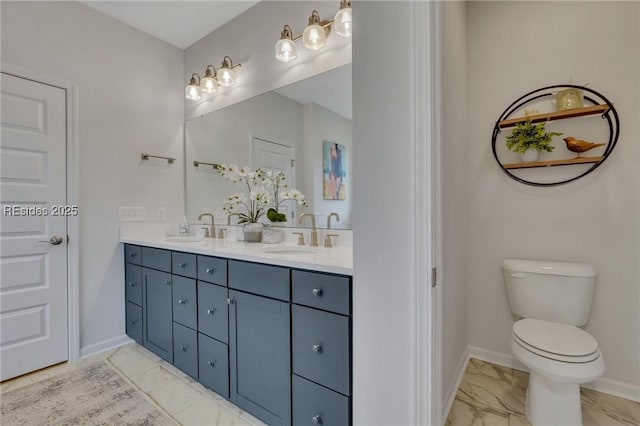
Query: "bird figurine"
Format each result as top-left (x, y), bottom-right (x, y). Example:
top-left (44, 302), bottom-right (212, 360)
top-left (563, 137), bottom-right (605, 157)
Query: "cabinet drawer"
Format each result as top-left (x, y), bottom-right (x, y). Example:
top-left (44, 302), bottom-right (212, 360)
top-left (292, 305), bottom-right (350, 395)
top-left (197, 255), bottom-right (227, 286)
top-left (293, 375), bottom-right (349, 426)
top-left (125, 302), bottom-right (143, 345)
top-left (142, 247), bottom-right (171, 272)
top-left (173, 322), bottom-right (198, 379)
top-left (125, 244), bottom-right (141, 265)
top-left (172, 252), bottom-right (197, 279)
top-left (198, 282), bottom-right (228, 343)
top-left (229, 260), bottom-right (289, 301)
top-left (198, 333), bottom-right (229, 398)
top-left (292, 270), bottom-right (350, 315)
top-left (172, 276), bottom-right (197, 330)
top-left (125, 263), bottom-right (142, 306)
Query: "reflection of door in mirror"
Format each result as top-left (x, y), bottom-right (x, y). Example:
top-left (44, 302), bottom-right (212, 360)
top-left (251, 137), bottom-right (296, 226)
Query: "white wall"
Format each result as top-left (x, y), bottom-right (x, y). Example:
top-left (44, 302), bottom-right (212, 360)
top-left (303, 103), bottom-right (352, 228)
top-left (186, 91), bottom-right (304, 223)
top-left (184, 1), bottom-right (351, 121)
top-left (440, 0), bottom-right (469, 411)
top-left (466, 1), bottom-right (640, 389)
top-left (1, 1), bottom-right (185, 353)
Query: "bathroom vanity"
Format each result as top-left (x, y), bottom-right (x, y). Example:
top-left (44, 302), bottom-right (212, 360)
top-left (122, 237), bottom-right (352, 426)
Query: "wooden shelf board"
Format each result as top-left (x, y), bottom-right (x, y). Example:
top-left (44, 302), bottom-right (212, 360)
top-left (504, 156), bottom-right (604, 170)
top-left (498, 105), bottom-right (609, 128)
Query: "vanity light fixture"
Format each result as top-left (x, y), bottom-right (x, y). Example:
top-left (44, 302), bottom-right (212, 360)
top-left (185, 56), bottom-right (241, 100)
top-left (275, 1), bottom-right (352, 63)
top-left (185, 73), bottom-right (203, 101)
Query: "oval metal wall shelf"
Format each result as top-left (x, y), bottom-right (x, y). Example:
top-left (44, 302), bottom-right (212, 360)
top-left (491, 84), bottom-right (619, 187)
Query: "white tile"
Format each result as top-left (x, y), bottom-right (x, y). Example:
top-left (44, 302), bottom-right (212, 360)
top-left (130, 365), bottom-right (178, 394)
top-left (149, 377), bottom-right (207, 416)
top-left (107, 345), bottom-right (157, 378)
top-left (173, 397), bottom-right (222, 426)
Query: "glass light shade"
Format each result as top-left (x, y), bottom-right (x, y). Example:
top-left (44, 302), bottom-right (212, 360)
top-left (303, 24), bottom-right (327, 50)
top-left (185, 84), bottom-right (202, 101)
top-left (275, 38), bottom-right (298, 62)
top-left (200, 75), bottom-right (218, 94)
top-left (334, 6), bottom-right (352, 37)
top-left (216, 67), bottom-right (236, 87)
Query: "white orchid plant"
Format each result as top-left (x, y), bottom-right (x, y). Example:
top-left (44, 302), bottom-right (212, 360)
top-left (217, 165), bottom-right (307, 224)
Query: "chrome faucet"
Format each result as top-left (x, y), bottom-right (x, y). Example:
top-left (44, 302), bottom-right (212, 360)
top-left (198, 213), bottom-right (216, 238)
top-left (327, 212), bottom-right (340, 229)
top-left (298, 213), bottom-right (318, 247)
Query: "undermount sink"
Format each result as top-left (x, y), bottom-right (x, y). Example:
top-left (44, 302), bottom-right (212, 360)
top-left (165, 235), bottom-right (204, 242)
top-left (262, 246), bottom-right (319, 255)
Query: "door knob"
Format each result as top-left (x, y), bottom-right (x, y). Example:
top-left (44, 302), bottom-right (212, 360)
top-left (39, 235), bottom-right (64, 245)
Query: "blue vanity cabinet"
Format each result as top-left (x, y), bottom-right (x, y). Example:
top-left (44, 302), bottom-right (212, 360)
top-left (173, 322), bottom-right (198, 379)
top-left (142, 267), bottom-right (173, 363)
top-left (125, 302), bottom-right (143, 345)
top-left (124, 245), bottom-right (143, 345)
top-left (198, 332), bottom-right (229, 398)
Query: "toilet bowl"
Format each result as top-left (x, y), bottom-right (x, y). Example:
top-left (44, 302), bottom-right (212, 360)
top-left (502, 259), bottom-right (604, 426)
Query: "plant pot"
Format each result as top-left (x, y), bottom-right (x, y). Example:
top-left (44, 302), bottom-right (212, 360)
top-left (243, 222), bottom-right (263, 243)
top-left (521, 149), bottom-right (540, 163)
top-left (262, 225), bottom-right (283, 244)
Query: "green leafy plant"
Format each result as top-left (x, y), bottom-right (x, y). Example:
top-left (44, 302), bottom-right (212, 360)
top-left (505, 120), bottom-right (563, 154)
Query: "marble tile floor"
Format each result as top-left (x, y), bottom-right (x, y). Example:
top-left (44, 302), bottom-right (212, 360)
top-left (445, 358), bottom-right (640, 426)
top-left (1, 343), bottom-right (265, 426)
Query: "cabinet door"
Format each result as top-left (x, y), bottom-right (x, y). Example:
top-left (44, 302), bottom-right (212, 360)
top-left (143, 268), bottom-right (173, 362)
top-left (172, 276), bottom-right (196, 330)
top-left (198, 333), bottom-right (229, 398)
top-left (125, 302), bottom-right (143, 345)
top-left (125, 263), bottom-right (142, 306)
top-left (173, 322), bottom-right (198, 379)
top-left (229, 290), bottom-right (291, 426)
top-left (197, 282), bottom-right (228, 343)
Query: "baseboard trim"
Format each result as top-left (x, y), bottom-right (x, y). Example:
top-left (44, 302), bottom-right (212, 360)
top-left (467, 345), bottom-right (640, 403)
top-left (80, 335), bottom-right (133, 359)
top-left (442, 346), bottom-right (470, 422)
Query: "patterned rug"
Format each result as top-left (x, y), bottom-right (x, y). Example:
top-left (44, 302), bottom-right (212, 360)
top-left (1, 360), bottom-right (175, 425)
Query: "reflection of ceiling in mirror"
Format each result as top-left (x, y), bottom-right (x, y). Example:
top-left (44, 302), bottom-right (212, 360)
top-left (275, 64), bottom-right (352, 120)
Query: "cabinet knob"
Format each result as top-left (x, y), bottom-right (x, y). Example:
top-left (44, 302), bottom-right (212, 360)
top-left (180, 345), bottom-right (187, 352)
top-left (128, 282), bottom-right (135, 287)
top-left (164, 280), bottom-right (171, 285)
top-left (312, 415), bottom-right (322, 424)
top-left (207, 309), bottom-right (214, 315)
top-left (178, 299), bottom-right (187, 305)
top-left (206, 267), bottom-right (215, 274)
top-left (179, 262), bottom-right (187, 268)
top-left (207, 360), bottom-right (215, 367)
top-left (130, 320), bottom-right (138, 325)
top-left (129, 252), bottom-right (137, 258)
top-left (227, 298), bottom-right (235, 305)
top-left (312, 288), bottom-right (323, 297)
top-left (312, 344), bottom-right (322, 353)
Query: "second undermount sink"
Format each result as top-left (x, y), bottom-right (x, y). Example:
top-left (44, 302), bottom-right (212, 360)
top-left (262, 246), bottom-right (319, 255)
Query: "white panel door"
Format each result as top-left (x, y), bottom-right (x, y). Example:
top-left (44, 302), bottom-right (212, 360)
top-left (251, 137), bottom-right (296, 225)
top-left (0, 73), bottom-right (68, 380)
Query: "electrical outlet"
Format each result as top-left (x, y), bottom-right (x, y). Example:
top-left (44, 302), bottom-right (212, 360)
top-left (156, 207), bottom-right (166, 221)
top-left (119, 207), bottom-right (146, 222)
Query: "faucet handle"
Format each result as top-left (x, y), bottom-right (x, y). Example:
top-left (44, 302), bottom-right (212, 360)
top-left (292, 232), bottom-right (305, 246)
top-left (217, 228), bottom-right (227, 239)
top-left (324, 234), bottom-right (339, 248)
top-left (201, 227), bottom-right (210, 238)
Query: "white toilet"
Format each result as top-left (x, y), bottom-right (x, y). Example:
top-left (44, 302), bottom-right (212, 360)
top-left (502, 259), bottom-right (605, 426)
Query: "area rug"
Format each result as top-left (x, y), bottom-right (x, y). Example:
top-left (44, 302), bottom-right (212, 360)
top-left (0, 360), bottom-right (175, 425)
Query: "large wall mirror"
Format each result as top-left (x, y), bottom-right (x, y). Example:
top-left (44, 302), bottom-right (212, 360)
top-left (186, 64), bottom-right (352, 229)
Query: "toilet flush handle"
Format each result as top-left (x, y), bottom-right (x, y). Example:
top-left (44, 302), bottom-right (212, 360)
top-left (510, 273), bottom-right (526, 279)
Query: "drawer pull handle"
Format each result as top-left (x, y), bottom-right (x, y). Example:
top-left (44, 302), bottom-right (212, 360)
top-left (128, 282), bottom-right (135, 287)
top-left (207, 309), bottom-right (215, 315)
top-left (164, 280), bottom-right (171, 285)
top-left (179, 262), bottom-right (187, 268)
top-left (180, 345), bottom-right (188, 352)
top-left (206, 267), bottom-right (215, 274)
top-left (312, 344), bottom-right (322, 353)
top-left (178, 299), bottom-right (187, 305)
top-left (207, 360), bottom-right (215, 367)
top-left (312, 288), bottom-right (323, 297)
top-left (312, 415), bottom-right (322, 424)
top-left (130, 320), bottom-right (138, 325)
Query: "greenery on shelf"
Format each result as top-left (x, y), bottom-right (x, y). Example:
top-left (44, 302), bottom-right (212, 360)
top-left (505, 120), bottom-right (563, 154)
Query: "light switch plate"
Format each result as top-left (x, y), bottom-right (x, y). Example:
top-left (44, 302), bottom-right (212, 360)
top-left (119, 207), bottom-right (146, 222)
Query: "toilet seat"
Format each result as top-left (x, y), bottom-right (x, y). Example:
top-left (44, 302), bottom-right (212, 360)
top-left (512, 319), bottom-right (599, 363)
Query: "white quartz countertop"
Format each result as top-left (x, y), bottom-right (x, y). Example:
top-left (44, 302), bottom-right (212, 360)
top-left (120, 235), bottom-right (353, 276)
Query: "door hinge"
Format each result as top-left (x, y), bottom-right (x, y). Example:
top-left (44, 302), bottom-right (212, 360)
top-left (431, 267), bottom-right (437, 288)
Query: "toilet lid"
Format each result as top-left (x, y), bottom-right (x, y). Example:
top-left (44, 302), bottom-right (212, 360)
top-left (513, 319), bottom-right (598, 358)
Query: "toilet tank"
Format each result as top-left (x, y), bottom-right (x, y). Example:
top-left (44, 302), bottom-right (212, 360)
top-left (502, 259), bottom-right (597, 326)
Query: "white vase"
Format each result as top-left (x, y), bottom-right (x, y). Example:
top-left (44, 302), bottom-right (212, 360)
top-left (521, 149), bottom-right (540, 163)
top-left (243, 222), bottom-right (263, 243)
